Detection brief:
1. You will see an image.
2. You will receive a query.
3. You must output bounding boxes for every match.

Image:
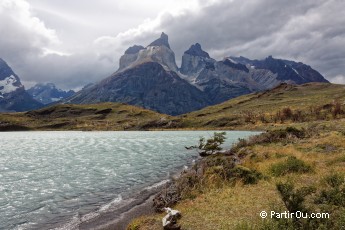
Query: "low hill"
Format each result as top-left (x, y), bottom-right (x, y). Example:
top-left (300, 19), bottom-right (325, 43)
top-left (0, 103), bottom-right (171, 131)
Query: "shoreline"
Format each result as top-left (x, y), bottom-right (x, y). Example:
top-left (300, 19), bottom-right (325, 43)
top-left (78, 193), bottom-right (157, 230)
top-left (76, 161), bottom-right (194, 230)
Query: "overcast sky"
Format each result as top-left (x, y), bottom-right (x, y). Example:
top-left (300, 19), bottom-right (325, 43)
top-left (0, 0), bottom-right (344, 90)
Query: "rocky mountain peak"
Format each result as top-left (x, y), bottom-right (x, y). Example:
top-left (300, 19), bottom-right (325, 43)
top-left (180, 43), bottom-right (214, 76)
top-left (185, 43), bottom-right (210, 58)
top-left (124, 45), bottom-right (145, 55)
top-left (0, 59), bottom-right (42, 111)
top-left (0, 58), bottom-right (16, 80)
top-left (148, 32), bottom-right (170, 49)
top-left (119, 32), bottom-right (178, 72)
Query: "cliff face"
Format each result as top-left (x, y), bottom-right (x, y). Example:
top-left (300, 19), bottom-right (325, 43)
top-left (180, 43), bottom-right (215, 77)
top-left (68, 62), bottom-right (209, 115)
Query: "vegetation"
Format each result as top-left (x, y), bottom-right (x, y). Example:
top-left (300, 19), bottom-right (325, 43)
top-left (1, 82), bottom-right (345, 229)
top-left (1, 83), bottom-right (345, 131)
top-left (128, 122), bottom-right (345, 230)
top-left (0, 103), bottom-right (172, 131)
top-left (178, 83), bottom-right (345, 130)
top-left (270, 156), bottom-right (313, 176)
top-left (186, 131), bottom-right (226, 156)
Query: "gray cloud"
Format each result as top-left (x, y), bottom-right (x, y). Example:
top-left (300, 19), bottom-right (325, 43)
top-left (101, 0), bottom-right (345, 83)
top-left (1, 0), bottom-right (344, 90)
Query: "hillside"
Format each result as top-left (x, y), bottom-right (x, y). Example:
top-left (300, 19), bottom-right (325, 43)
top-left (0, 103), bottom-right (170, 131)
top-left (128, 118), bottom-right (345, 230)
top-left (176, 82), bottom-right (345, 130)
top-left (1, 82), bottom-right (344, 131)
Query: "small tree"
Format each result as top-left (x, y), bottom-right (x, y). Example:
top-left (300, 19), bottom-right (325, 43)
top-left (186, 132), bottom-right (226, 157)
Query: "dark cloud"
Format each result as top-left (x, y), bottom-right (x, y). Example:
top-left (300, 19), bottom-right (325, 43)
top-left (108, 0), bottom-right (345, 83)
top-left (1, 0), bottom-right (344, 90)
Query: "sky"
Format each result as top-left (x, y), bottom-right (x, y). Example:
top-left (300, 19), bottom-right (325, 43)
top-left (0, 0), bottom-right (344, 90)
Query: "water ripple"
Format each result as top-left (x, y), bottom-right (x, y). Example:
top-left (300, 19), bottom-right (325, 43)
top-left (0, 130), bottom-right (260, 229)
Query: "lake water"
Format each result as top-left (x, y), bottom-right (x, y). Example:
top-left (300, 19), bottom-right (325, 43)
top-left (0, 131), bottom-right (260, 229)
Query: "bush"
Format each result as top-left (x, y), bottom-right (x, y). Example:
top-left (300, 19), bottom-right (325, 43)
top-left (275, 182), bottom-right (316, 228)
top-left (230, 165), bottom-right (263, 184)
top-left (231, 127), bottom-right (307, 153)
top-left (186, 132), bottom-right (226, 157)
top-left (270, 156), bottom-right (312, 176)
top-left (315, 173), bottom-right (345, 206)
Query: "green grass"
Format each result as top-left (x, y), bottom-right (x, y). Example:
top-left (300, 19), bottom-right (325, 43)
top-left (269, 156), bottom-right (313, 176)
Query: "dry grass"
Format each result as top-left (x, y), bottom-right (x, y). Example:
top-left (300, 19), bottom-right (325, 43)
top-left (1, 83), bottom-right (345, 131)
top-left (129, 122), bottom-right (345, 229)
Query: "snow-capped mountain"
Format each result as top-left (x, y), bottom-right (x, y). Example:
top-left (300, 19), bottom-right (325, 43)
top-left (27, 83), bottom-right (75, 105)
top-left (0, 58), bottom-right (42, 112)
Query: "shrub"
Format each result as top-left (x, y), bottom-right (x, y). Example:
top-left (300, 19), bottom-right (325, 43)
top-left (315, 173), bottom-right (345, 206)
top-left (230, 166), bottom-right (263, 184)
top-left (332, 101), bottom-right (343, 118)
top-left (282, 107), bottom-right (293, 119)
top-left (270, 156), bottom-right (312, 176)
top-left (275, 182), bottom-right (316, 228)
top-left (186, 132), bottom-right (226, 157)
top-left (231, 127), bottom-right (307, 153)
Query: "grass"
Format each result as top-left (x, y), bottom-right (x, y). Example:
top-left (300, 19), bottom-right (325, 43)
top-left (0, 102), bottom-right (171, 131)
top-left (1, 83), bottom-right (345, 131)
top-left (128, 122), bottom-right (345, 229)
top-left (178, 83), bottom-right (345, 130)
top-left (269, 156), bottom-right (313, 176)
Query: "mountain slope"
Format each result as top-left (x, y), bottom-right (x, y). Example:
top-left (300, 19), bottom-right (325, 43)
top-left (67, 33), bottom-right (328, 115)
top-left (67, 33), bottom-right (208, 115)
top-left (68, 62), bottom-right (209, 115)
top-left (179, 43), bottom-right (329, 106)
top-left (178, 82), bottom-right (344, 129)
top-left (0, 58), bottom-right (43, 112)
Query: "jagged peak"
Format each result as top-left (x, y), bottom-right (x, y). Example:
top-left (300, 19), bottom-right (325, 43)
top-left (148, 32), bottom-right (170, 49)
top-left (124, 45), bottom-right (145, 55)
top-left (184, 43), bottom-right (210, 58)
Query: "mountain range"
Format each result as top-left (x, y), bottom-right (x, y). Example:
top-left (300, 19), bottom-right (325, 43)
top-left (66, 33), bottom-right (328, 115)
top-left (27, 83), bottom-right (75, 105)
top-left (1, 33), bottom-right (329, 113)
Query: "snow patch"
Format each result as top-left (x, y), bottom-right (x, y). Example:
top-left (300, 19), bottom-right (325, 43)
top-left (292, 68), bottom-right (299, 75)
top-left (51, 97), bottom-right (63, 102)
top-left (227, 58), bottom-right (238, 64)
top-left (0, 75), bottom-right (20, 94)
